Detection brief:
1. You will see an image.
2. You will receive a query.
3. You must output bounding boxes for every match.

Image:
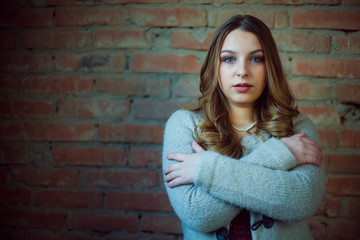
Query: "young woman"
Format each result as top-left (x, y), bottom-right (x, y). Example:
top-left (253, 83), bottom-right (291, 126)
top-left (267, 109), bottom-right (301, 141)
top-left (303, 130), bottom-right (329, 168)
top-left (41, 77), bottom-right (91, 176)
top-left (162, 15), bottom-right (324, 240)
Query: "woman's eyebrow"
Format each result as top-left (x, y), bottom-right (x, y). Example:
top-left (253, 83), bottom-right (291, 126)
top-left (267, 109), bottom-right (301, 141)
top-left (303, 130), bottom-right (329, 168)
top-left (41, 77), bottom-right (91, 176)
top-left (220, 50), bottom-right (236, 54)
top-left (220, 49), bottom-right (264, 54)
top-left (249, 49), bottom-right (264, 54)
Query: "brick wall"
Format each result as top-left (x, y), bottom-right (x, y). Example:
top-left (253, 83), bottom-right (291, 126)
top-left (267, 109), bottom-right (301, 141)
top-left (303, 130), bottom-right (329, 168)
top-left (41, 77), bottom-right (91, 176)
top-left (0, 0), bottom-right (359, 239)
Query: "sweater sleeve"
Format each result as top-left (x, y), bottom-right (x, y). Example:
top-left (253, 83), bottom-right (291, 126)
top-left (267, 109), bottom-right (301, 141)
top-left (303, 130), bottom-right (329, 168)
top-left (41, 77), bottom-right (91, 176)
top-left (162, 110), bottom-right (240, 232)
top-left (240, 136), bottom-right (297, 170)
top-left (194, 114), bottom-right (325, 222)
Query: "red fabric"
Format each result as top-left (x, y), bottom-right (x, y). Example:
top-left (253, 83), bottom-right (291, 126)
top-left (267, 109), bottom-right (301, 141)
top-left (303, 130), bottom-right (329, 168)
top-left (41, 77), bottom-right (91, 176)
top-left (228, 210), bottom-right (252, 240)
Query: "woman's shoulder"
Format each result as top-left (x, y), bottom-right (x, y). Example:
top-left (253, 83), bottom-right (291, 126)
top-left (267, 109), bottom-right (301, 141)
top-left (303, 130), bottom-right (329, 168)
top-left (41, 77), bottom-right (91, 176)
top-left (167, 109), bottom-right (204, 126)
top-left (293, 112), bottom-right (315, 128)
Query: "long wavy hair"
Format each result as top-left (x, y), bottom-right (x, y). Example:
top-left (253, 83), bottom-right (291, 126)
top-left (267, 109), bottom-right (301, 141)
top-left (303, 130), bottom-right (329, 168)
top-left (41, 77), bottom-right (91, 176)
top-left (193, 15), bottom-right (299, 159)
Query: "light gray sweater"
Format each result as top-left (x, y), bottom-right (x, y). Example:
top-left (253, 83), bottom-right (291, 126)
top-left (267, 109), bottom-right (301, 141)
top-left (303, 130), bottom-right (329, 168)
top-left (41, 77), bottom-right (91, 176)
top-left (162, 110), bottom-right (325, 240)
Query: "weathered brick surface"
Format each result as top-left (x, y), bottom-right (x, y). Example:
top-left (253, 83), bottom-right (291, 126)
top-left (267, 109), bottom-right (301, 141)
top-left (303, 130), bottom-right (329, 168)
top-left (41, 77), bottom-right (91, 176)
top-left (0, 1), bottom-right (359, 239)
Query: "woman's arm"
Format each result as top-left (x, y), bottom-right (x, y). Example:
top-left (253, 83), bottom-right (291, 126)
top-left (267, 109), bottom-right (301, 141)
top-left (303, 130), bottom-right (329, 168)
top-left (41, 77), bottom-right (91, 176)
top-left (165, 114), bottom-right (325, 222)
top-left (162, 110), bottom-right (240, 232)
top-left (194, 114), bottom-right (325, 222)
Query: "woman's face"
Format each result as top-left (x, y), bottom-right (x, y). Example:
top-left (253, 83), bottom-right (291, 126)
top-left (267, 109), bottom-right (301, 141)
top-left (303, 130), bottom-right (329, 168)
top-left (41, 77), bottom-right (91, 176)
top-left (218, 29), bottom-right (267, 109)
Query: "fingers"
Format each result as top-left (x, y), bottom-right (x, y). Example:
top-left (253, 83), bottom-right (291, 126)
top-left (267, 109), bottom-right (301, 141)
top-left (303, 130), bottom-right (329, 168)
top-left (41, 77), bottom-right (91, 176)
top-left (300, 138), bottom-right (323, 167)
top-left (166, 177), bottom-right (186, 188)
top-left (166, 153), bottom-right (187, 162)
top-left (163, 166), bottom-right (180, 182)
top-left (192, 141), bottom-right (205, 153)
top-left (294, 132), bottom-right (306, 138)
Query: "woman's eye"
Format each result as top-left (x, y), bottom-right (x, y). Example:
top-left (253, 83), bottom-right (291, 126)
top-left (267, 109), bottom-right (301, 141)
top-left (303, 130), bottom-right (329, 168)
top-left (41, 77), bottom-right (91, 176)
top-left (224, 57), bottom-right (235, 63)
top-left (251, 56), bottom-right (263, 63)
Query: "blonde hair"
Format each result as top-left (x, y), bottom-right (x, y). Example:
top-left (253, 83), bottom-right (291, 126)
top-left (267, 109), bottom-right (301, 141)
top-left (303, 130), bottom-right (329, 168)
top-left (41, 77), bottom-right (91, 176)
top-left (193, 15), bottom-right (299, 158)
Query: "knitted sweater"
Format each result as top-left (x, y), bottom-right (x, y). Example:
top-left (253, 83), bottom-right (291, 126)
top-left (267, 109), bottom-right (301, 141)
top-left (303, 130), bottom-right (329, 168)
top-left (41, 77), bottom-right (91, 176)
top-left (162, 110), bottom-right (325, 240)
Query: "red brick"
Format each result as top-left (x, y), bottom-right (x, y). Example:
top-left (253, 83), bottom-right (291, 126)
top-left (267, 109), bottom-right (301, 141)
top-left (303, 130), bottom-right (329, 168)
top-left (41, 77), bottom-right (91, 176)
top-left (327, 220), bottom-right (360, 240)
top-left (106, 0), bottom-right (177, 3)
top-left (326, 177), bottom-right (360, 196)
top-left (298, 105), bottom-right (340, 127)
top-left (133, 54), bottom-right (201, 74)
top-left (317, 130), bottom-right (338, 149)
top-left (350, 36), bottom-right (360, 54)
top-left (264, 0), bottom-right (340, 5)
top-left (345, 59), bottom-right (360, 78)
top-left (185, 0), bottom-right (212, 3)
top-left (0, 32), bottom-right (16, 50)
top-left (23, 0), bottom-right (101, 6)
top-left (34, 190), bottom-right (103, 208)
top-left (342, 0), bottom-right (360, 4)
top-left (95, 30), bottom-right (149, 49)
top-left (105, 238), bottom-right (139, 240)
top-left (292, 10), bottom-right (360, 30)
top-left (129, 148), bottom-right (162, 167)
top-left (0, 123), bottom-right (21, 140)
top-left (106, 192), bottom-right (172, 211)
top-left (0, 9), bottom-right (53, 27)
top-left (340, 129), bottom-right (360, 148)
top-left (0, 188), bottom-right (31, 206)
top-left (55, 53), bottom-right (126, 72)
top-left (12, 168), bottom-right (79, 187)
top-left (0, 167), bottom-right (7, 184)
top-left (0, 228), bottom-right (24, 240)
top-left (274, 10), bottom-right (288, 28)
top-left (23, 76), bottom-right (93, 94)
top-left (334, 36), bottom-right (349, 53)
top-left (0, 100), bottom-right (53, 118)
top-left (98, 123), bottom-right (163, 143)
top-left (20, 30), bottom-right (91, 49)
top-left (344, 198), bottom-right (360, 220)
top-left (68, 213), bottom-right (138, 232)
top-left (134, 100), bottom-right (181, 120)
top-left (29, 233), bottom-right (96, 240)
top-left (56, 99), bottom-right (130, 118)
top-left (149, 237), bottom-right (176, 240)
top-left (0, 145), bottom-right (32, 164)
top-left (325, 198), bottom-right (341, 218)
top-left (208, 8), bottom-right (280, 28)
top-left (141, 214), bottom-right (182, 234)
top-left (96, 77), bottom-right (170, 97)
top-left (53, 147), bottom-right (126, 166)
top-left (170, 31), bottom-right (214, 51)
top-left (85, 170), bottom-right (158, 188)
top-left (273, 33), bottom-right (330, 53)
top-left (131, 8), bottom-right (206, 27)
top-left (0, 53), bottom-right (51, 73)
top-left (0, 75), bottom-right (19, 91)
top-left (288, 80), bottom-right (331, 100)
top-left (0, 209), bottom-right (65, 230)
top-left (174, 77), bottom-right (201, 97)
top-left (291, 56), bottom-right (345, 78)
top-left (55, 8), bottom-right (126, 26)
top-left (334, 36), bottom-right (360, 54)
top-left (23, 123), bottom-right (94, 142)
top-left (314, 198), bottom-right (326, 216)
top-left (335, 83), bottom-right (360, 104)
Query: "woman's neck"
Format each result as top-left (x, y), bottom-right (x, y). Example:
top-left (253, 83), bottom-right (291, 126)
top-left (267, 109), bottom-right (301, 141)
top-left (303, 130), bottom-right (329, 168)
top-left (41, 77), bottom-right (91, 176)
top-left (229, 104), bottom-right (255, 129)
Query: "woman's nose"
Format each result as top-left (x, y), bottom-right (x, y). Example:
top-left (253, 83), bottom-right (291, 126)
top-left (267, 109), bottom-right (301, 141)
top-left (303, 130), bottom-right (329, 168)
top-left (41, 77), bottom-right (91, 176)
top-left (236, 61), bottom-right (248, 78)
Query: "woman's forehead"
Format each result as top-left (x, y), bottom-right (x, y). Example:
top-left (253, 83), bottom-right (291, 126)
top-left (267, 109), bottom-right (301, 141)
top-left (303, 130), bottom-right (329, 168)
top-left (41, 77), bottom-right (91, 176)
top-left (221, 29), bottom-right (262, 52)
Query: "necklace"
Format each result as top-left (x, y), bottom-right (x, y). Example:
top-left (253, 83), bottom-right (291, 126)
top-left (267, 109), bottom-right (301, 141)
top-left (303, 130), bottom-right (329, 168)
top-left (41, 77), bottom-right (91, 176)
top-left (232, 121), bottom-right (257, 132)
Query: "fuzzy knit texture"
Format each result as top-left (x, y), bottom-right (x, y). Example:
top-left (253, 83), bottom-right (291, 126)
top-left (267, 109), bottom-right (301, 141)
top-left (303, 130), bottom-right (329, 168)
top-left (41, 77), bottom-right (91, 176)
top-left (162, 110), bottom-right (325, 240)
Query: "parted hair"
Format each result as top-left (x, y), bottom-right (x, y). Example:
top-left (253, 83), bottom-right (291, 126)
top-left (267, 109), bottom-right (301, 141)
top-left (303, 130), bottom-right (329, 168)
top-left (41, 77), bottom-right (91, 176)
top-left (192, 15), bottom-right (299, 158)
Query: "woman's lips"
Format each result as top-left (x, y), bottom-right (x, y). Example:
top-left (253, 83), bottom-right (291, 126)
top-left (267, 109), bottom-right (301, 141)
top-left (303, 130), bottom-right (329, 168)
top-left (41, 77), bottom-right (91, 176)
top-left (233, 83), bottom-right (252, 92)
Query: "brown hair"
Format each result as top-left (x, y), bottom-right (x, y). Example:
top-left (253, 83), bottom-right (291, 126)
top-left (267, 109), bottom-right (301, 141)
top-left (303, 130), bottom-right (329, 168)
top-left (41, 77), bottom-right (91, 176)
top-left (193, 15), bottom-right (299, 158)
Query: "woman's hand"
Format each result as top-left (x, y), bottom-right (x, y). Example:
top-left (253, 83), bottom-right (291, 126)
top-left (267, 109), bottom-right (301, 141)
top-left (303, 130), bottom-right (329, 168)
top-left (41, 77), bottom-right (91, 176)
top-left (164, 141), bottom-right (205, 188)
top-left (280, 132), bottom-right (323, 167)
